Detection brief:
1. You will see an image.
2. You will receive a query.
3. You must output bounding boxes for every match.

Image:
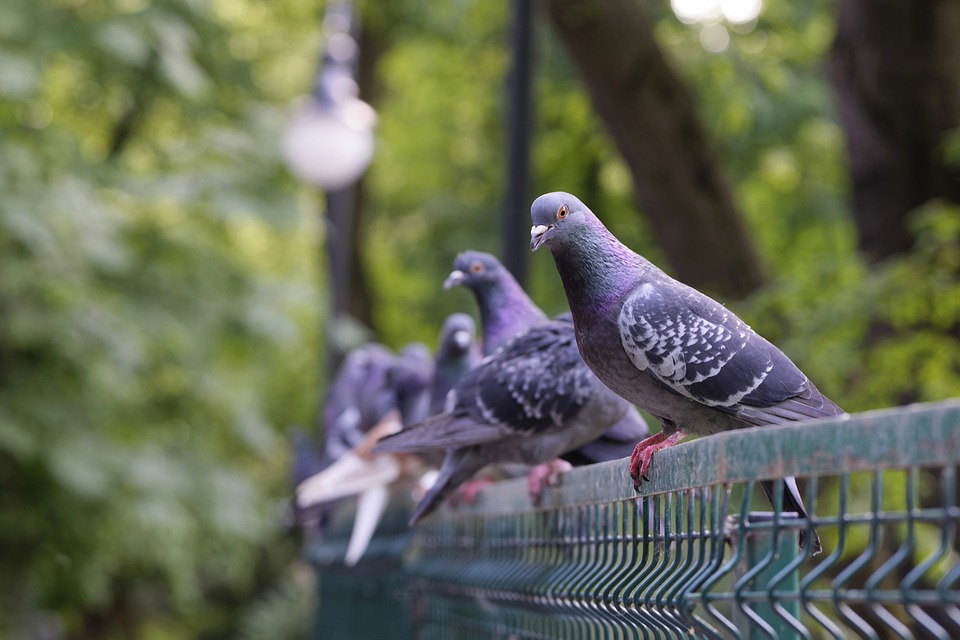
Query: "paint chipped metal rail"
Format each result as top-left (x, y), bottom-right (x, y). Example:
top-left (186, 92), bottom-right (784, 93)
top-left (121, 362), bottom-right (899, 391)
top-left (308, 400), bottom-right (960, 638)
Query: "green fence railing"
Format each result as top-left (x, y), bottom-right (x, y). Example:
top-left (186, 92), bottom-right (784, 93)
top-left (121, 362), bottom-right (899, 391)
top-left (310, 400), bottom-right (960, 639)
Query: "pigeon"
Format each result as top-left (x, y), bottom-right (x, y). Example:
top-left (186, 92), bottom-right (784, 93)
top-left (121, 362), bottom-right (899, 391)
top-left (297, 343), bottom-right (404, 565)
top-left (373, 317), bottom-right (643, 525)
top-left (296, 408), bottom-right (406, 565)
top-left (297, 338), bottom-right (454, 564)
top-left (429, 313), bottom-right (482, 415)
top-left (530, 191), bottom-right (844, 555)
top-left (444, 251), bottom-right (649, 470)
top-left (321, 342), bottom-right (397, 467)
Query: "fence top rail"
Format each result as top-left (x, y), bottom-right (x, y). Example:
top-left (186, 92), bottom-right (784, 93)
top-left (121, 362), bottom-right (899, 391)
top-left (434, 399), bottom-right (960, 517)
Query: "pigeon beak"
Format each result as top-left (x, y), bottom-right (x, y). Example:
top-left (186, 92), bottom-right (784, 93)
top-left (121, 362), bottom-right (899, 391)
top-left (444, 270), bottom-right (465, 289)
top-left (530, 224), bottom-right (552, 252)
top-left (452, 330), bottom-right (471, 350)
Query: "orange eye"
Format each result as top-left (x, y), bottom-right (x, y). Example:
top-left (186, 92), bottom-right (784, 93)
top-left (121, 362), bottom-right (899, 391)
top-left (557, 205), bottom-right (568, 219)
top-left (470, 262), bottom-right (483, 273)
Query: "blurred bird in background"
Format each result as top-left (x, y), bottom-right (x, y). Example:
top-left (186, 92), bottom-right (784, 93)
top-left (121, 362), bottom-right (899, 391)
top-left (295, 320), bottom-right (482, 563)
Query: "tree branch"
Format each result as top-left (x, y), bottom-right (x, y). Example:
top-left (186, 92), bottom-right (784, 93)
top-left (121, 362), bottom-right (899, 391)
top-left (540, 0), bottom-right (765, 298)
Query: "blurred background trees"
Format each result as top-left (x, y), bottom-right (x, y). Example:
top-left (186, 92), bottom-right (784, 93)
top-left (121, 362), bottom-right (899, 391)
top-left (1, 0), bottom-right (958, 638)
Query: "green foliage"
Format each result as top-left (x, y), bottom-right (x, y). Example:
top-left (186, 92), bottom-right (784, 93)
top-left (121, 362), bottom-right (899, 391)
top-left (236, 565), bottom-right (315, 640)
top-left (2, 0), bottom-right (959, 635)
top-left (0, 0), bottom-right (319, 637)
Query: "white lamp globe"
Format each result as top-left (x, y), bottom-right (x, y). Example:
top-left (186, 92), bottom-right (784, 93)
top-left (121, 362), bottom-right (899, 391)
top-left (282, 97), bottom-right (376, 190)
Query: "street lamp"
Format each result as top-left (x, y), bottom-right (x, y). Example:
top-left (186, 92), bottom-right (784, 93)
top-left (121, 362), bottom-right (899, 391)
top-left (282, 4), bottom-right (376, 190)
top-left (282, 96), bottom-right (376, 191)
top-left (281, 0), bottom-right (375, 387)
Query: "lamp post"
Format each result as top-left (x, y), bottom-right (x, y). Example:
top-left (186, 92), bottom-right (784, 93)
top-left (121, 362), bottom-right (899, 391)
top-left (281, 0), bottom-right (375, 381)
top-left (501, 0), bottom-right (534, 287)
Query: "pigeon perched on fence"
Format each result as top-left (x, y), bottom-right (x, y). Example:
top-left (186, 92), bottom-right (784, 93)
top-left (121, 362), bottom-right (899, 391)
top-left (297, 343), bottom-right (406, 565)
top-left (444, 251), bottom-right (649, 475)
top-left (373, 316), bottom-right (642, 525)
top-left (530, 191), bottom-right (845, 555)
top-left (297, 335), bottom-right (470, 564)
top-left (321, 342), bottom-right (397, 467)
top-left (429, 313), bottom-right (482, 415)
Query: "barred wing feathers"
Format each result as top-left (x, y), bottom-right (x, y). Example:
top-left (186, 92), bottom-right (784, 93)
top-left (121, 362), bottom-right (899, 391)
top-left (375, 321), bottom-right (595, 453)
top-left (618, 280), bottom-right (842, 424)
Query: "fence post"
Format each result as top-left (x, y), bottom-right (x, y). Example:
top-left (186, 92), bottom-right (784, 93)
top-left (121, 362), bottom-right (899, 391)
top-left (730, 512), bottom-right (801, 640)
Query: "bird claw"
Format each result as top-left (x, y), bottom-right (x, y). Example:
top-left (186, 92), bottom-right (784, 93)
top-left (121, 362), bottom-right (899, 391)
top-left (627, 430), bottom-right (685, 490)
top-left (447, 477), bottom-right (495, 506)
top-left (527, 459), bottom-right (573, 505)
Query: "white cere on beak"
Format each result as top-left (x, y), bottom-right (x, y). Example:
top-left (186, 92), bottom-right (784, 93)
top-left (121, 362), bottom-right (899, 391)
top-left (443, 270), bottom-right (466, 289)
top-left (531, 224), bottom-right (549, 238)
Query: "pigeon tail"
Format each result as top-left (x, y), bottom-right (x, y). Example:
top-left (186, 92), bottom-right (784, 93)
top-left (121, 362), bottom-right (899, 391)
top-left (409, 447), bottom-right (488, 525)
top-left (738, 383), bottom-right (845, 427)
top-left (296, 452), bottom-right (400, 508)
top-left (374, 413), bottom-right (509, 453)
top-left (760, 477), bottom-right (822, 556)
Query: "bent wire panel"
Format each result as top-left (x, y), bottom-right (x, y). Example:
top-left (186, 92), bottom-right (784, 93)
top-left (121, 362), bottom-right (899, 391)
top-left (405, 400), bottom-right (960, 639)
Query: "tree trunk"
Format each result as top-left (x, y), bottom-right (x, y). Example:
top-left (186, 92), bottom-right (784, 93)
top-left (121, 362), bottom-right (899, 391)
top-left (829, 0), bottom-right (960, 263)
top-left (539, 0), bottom-right (765, 299)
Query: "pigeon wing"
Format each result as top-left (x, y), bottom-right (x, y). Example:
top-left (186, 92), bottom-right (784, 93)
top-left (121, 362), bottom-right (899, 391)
top-left (618, 280), bottom-right (810, 410)
top-left (457, 321), bottom-right (595, 433)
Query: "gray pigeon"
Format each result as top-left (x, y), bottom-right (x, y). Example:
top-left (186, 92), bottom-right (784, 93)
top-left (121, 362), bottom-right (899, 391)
top-left (322, 342), bottom-right (397, 466)
top-left (299, 341), bottom-right (429, 565)
top-left (444, 250), bottom-right (649, 467)
top-left (296, 343), bottom-right (398, 548)
top-left (429, 313), bottom-right (482, 415)
top-left (530, 191), bottom-right (844, 555)
top-left (373, 318), bottom-right (641, 525)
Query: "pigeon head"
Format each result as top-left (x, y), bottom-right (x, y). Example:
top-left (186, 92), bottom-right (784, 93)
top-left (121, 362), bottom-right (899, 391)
top-left (442, 250), bottom-right (547, 355)
top-left (444, 250), bottom-right (509, 291)
top-left (430, 313), bottom-right (481, 415)
top-left (399, 342), bottom-right (432, 366)
top-left (529, 191), bottom-right (592, 252)
top-left (438, 313), bottom-right (477, 357)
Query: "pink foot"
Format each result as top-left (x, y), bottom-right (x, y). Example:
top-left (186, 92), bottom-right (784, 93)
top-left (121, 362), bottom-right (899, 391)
top-left (448, 477), bottom-right (495, 506)
top-left (527, 459), bottom-right (573, 505)
top-left (629, 430), bottom-right (686, 489)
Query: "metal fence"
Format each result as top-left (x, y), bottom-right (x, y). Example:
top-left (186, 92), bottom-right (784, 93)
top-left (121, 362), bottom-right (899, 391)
top-left (311, 400), bottom-right (960, 639)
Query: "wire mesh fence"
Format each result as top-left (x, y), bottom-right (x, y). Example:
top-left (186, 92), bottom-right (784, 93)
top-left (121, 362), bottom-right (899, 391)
top-left (311, 400), bottom-right (960, 639)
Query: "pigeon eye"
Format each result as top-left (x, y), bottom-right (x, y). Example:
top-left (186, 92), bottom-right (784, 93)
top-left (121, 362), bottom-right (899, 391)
top-left (557, 205), bottom-right (568, 219)
top-left (470, 262), bottom-right (483, 273)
